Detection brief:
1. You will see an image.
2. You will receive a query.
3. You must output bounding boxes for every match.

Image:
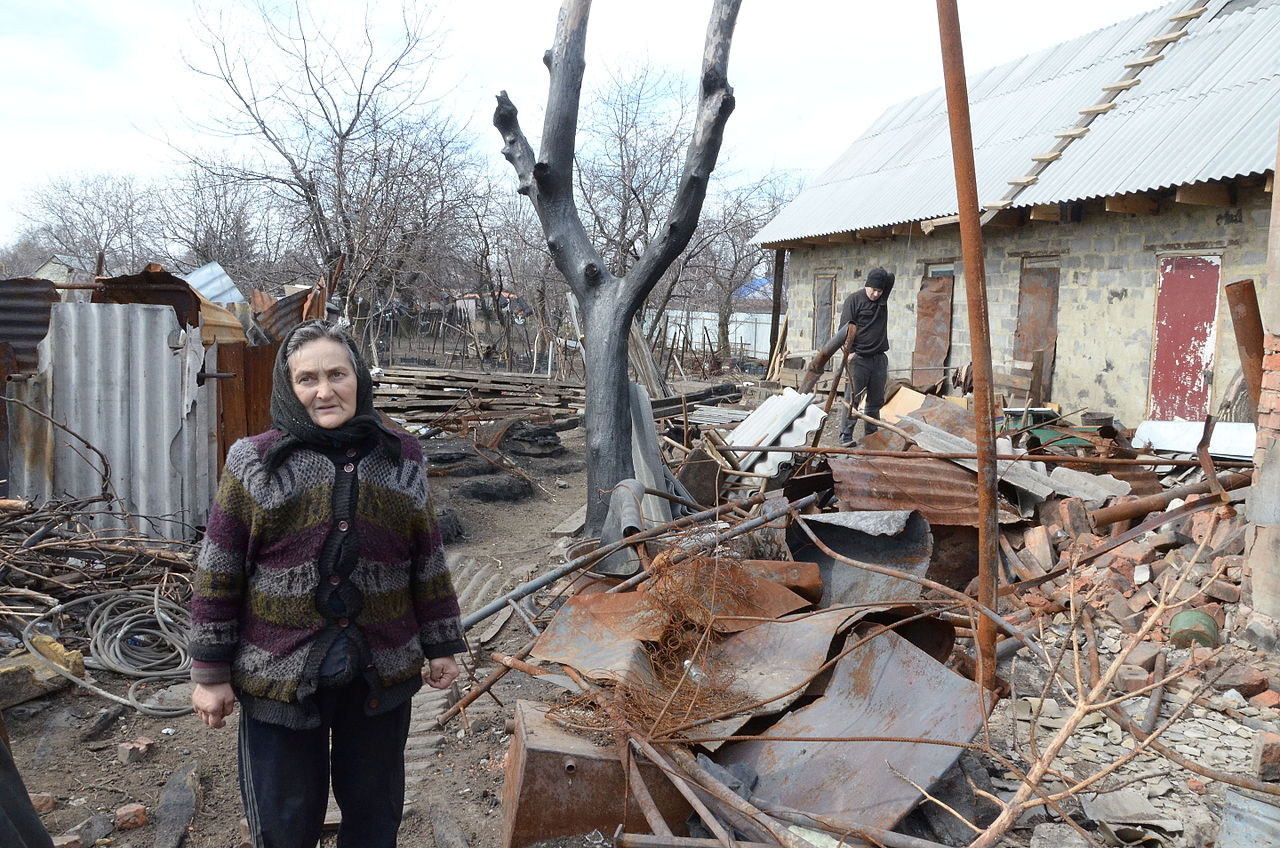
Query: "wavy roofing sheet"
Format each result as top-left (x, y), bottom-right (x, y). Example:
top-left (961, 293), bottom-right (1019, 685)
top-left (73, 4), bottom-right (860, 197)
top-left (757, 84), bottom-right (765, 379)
top-left (755, 0), bottom-right (1279, 243)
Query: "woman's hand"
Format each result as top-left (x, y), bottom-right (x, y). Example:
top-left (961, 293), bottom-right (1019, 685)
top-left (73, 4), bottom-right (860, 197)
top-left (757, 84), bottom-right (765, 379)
top-left (192, 683), bottom-right (237, 728)
top-left (424, 656), bottom-right (459, 690)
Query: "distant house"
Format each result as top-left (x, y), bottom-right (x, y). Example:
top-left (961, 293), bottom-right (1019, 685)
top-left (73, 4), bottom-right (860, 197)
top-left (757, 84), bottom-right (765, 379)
top-left (32, 254), bottom-right (96, 287)
top-left (755, 0), bottom-right (1279, 426)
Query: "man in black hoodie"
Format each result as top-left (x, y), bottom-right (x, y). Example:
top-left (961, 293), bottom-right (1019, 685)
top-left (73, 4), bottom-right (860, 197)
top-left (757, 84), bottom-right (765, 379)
top-left (837, 267), bottom-right (895, 443)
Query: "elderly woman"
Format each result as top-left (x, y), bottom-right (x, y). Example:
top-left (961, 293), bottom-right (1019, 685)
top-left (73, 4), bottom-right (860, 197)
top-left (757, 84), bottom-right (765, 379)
top-left (189, 320), bottom-right (463, 848)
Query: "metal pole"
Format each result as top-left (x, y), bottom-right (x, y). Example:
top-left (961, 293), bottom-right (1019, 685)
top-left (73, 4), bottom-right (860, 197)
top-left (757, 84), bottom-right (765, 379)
top-left (936, 0), bottom-right (1000, 688)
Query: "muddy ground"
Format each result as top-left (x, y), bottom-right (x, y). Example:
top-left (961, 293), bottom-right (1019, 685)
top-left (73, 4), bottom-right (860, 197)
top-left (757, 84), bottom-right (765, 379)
top-left (5, 425), bottom-right (597, 848)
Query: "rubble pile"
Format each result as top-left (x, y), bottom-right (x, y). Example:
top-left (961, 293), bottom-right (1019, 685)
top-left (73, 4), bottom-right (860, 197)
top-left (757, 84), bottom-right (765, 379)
top-left (445, 379), bottom-right (1280, 848)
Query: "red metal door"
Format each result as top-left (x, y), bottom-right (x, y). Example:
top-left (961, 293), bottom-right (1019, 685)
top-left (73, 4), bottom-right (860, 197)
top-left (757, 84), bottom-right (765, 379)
top-left (1149, 255), bottom-right (1220, 421)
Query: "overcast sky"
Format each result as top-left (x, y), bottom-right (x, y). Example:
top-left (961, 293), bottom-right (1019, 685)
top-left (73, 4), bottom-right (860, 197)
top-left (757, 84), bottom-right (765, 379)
top-left (0, 0), bottom-right (1163, 244)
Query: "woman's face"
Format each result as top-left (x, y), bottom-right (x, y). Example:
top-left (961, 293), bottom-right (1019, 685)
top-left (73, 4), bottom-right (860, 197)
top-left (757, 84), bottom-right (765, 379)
top-left (288, 338), bottom-right (358, 429)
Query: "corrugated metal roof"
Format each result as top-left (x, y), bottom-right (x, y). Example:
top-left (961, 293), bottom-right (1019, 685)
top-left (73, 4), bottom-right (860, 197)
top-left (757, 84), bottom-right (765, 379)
top-left (8, 303), bottom-right (218, 540)
top-left (183, 261), bottom-right (245, 304)
top-left (755, 0), bottom-right (1280, 243)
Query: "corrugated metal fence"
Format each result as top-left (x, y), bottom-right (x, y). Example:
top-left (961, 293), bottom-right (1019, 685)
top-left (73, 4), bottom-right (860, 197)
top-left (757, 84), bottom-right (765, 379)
top-left (8, 303), bottom-right (220, 540)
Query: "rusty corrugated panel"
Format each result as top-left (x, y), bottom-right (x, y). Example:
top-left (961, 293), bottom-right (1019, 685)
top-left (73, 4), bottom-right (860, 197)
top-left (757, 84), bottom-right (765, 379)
top-left (830, 454), bottom-right (1020, 525)
top-left (0, 278), bottom-right (59, 371)
top-left (256, 287), bottom-right (315, 342)
top-left (92, 264), bottom-right (200, 330)
top-left (1150, 255), bottom-right (1220, 420)
top-left (911, 275), bottom-right (953, 387)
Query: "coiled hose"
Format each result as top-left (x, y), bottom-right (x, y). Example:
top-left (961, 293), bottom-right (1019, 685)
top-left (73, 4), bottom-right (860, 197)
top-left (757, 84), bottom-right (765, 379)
top-left (21, 588), bottom-right (194, 718)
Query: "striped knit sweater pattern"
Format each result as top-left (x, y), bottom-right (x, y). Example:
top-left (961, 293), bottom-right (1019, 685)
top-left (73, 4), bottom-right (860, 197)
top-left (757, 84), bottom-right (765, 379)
top-left (189, 429), bottom-right (463, 709)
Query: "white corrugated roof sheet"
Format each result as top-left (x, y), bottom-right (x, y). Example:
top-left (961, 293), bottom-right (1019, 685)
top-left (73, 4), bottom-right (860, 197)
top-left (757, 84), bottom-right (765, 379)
top-left (755, 0), bottom-right (1280, 244)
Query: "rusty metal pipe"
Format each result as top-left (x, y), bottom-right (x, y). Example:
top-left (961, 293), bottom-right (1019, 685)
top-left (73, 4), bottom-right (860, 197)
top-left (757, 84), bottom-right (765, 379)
top-left (1088, 470), bottom-right (1251, 529)
top-left (937, 0), bottom-right (1000, 689)
top-left (1225, 278), bottom-right (1265, 410)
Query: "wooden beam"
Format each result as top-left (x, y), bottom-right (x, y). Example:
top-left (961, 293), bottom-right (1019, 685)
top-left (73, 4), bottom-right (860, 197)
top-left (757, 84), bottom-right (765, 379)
top-left (891, 221), bottom-right (924, 237)
top-left (1055, 126), bottom-right (1090, 139)
top-left (1169, 6), bottom-right (1207, 21)
top-left (984, 199), bottom-right (1013, 211)
top-left (1101, 79), bottom-right (1141, 92)
top-left (1267, 171), bottom-right (1274, 193)
top-left (1031, 152), bottom-right (1062, 163)
top-left (758, 240), bottom-right (806, 250)
top-left (920, 214), bottom-right (960, 235)
top-left (854, 227), bottom-right (893, 240)
top-left (1175, 182), bottom-right (1234, 207)
top-left (1125, 54), bottom-right (1165, 69)
top-left (1007, 175), bottom-right (1039, 187)
top-left (1029, 204), bottom-right (1061, 223)
top-left (1079, 102), bottom-right (1117, 115)
top-left (1146, 30), bottom-right (1188, 47)
top-left (823, 232), bottom-right (858, 244)
top-left (1105, 193), bottom-right (1159, 216)
top-left (986, 209), bottom-right (1023, 228)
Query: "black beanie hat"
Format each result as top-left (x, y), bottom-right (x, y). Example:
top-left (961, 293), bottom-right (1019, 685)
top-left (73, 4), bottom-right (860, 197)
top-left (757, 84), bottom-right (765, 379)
top-left (866, 268), bottom-right (894, 290)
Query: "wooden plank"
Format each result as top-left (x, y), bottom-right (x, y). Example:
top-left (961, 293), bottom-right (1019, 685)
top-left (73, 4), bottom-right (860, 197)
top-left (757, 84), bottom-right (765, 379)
top-left (1029, 204), bottom-right (1061, 223)
top-left (1079, 102), bottom-right (1117, 115)
top-left (1124, 54), bottom-right (1165, 69)
top-left (1007, 176), bottom-right (1039, 186)
top-left (1175, 182), bottom-right (1233, 207)
top-left (550, 504), bottom-right (588, 538)
top-left (1054, 127), bottom-right (1090, 139)
top-left (1030, 152), bottom-right (1062, 163)
top-left (1105, 194), bottom-right (1159, 215)
top-left (1146, 30), bottom-right (1188, 46)
top-left (1101, 79), bottom-right (1141, 92)
top-left (1169, 6), bottom-right (1207, 21)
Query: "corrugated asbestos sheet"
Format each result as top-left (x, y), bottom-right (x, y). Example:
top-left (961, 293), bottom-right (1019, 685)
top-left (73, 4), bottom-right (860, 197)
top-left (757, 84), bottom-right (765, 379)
top-left (8, 303), bottom-right (219, 540)
top-left (754, 0), bottom-right (1280, 243)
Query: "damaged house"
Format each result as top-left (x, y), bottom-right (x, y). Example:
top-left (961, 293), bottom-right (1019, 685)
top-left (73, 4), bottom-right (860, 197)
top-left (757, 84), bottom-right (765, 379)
top-left (756, 0), bottom-right (1280, 427)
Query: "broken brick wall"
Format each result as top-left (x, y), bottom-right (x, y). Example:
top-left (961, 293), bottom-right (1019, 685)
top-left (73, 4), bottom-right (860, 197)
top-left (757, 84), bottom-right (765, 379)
top-left (1250, 332), bottom-right (1280, 618)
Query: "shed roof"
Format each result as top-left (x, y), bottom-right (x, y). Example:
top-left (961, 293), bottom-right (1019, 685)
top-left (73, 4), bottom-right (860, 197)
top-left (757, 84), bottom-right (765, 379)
top-left (754, 0), bottom-right (1280, 245)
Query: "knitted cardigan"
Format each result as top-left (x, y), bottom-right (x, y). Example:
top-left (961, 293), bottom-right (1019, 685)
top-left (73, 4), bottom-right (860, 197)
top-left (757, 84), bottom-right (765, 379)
top-left (189, 429), bottom-right (463, 717)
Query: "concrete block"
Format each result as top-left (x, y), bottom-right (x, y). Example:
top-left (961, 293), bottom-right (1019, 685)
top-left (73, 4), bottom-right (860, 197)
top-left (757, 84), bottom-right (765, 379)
top-left (115, 802), bottom-right (148, 830)
top-left (1252, 731), bottom-right (1280, 782)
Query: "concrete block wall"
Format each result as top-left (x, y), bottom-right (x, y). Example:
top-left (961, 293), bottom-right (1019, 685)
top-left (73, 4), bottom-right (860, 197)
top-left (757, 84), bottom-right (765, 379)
top-left (783, 184), bottom-right (1272, 425)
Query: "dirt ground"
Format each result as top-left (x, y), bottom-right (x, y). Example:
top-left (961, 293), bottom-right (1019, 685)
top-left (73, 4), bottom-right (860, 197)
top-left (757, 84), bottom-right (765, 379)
top-left (5, 425), bottom-right (597, 848)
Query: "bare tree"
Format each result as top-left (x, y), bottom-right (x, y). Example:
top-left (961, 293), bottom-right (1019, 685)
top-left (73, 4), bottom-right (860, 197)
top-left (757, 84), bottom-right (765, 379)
top-left (186, 1), bottom-right (485, 336)
top-left (494, 0), bottom-right (742, 531)
top-left (21, 173), bottom-right (161, 274)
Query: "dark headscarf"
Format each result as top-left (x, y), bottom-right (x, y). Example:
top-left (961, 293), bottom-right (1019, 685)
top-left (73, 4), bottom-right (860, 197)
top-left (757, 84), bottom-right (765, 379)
top-left (262, 320), bottom-right (402, 472)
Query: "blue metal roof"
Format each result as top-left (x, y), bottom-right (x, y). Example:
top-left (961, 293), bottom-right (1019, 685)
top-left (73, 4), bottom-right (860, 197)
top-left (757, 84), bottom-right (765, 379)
top-left (754, 0), bottom-right (1280, 244)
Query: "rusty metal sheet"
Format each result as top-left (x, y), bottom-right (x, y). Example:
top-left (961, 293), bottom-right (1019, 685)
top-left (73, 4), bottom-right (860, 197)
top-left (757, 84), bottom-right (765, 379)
top-left (257, 285), bottom-right (336, 342)
top-left (530, 592), bottom-right (666, 682)
top-left (1150, 255), bottom-right (1220, 421)
top-left (787, 511), bottom-right (933, 608)
top-left (911, 275), bottom-right (953, 387)
top-left (716, 626), bottom-right (990, 833)
top-left (1013, 265), bottom-right (1059, 399)
top-left (92, 264), bottom-right (200, 329)
top-left (0, 278), bottom-right (59, 371)
top-left (830, 455), bottom-right (1021, 526)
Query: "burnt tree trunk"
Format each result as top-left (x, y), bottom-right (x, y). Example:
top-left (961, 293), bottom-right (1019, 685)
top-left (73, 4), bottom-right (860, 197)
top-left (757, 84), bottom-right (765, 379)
top-left (494, 0), bottom-right (740, 532)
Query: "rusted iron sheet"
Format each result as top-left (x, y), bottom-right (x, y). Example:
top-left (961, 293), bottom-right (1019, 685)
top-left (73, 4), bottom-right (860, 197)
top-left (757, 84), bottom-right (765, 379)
top-left (1013, 265), bottom-right (1059, 399)
top-left (0, 278), bottom-right (59, 371)
top-left (716, 627), bottom-right (989, 833)
top-left (0, 342), bottom-right (14, 498)
top-left (787, 511), bottom-right (934, 608)
top-left (651, 559), bottom-right (818, 634)
top-left (1150, 255), bottom-right (1220, 421)
top-left (502, 700), bottom-right (691, 848)
top-left (257, 286), bottom-right (335, 342)
top-left (92, 264), bottom-right (200, 330)
top-left (530, 592), bottom-right (666, 682)
top-left (911, 275), bottom-right (953, 387)
top-left (830, 455), bottom-right (1020, 526)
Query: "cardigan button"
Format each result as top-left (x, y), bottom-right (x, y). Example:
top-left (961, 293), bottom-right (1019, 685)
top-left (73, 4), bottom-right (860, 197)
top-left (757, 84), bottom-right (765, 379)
top-left (346, 448), bottom-right (357, 458)
top-left (338, 520), bottom-right (349, 531)
top-left (328, 575), bottom-right (341, 586)
top-left (338, 618), bottom-right (350, 628)
top-left (368, 699), bottom-right (380, 709)
top-left (343, 463), bottom-right (355, 473)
